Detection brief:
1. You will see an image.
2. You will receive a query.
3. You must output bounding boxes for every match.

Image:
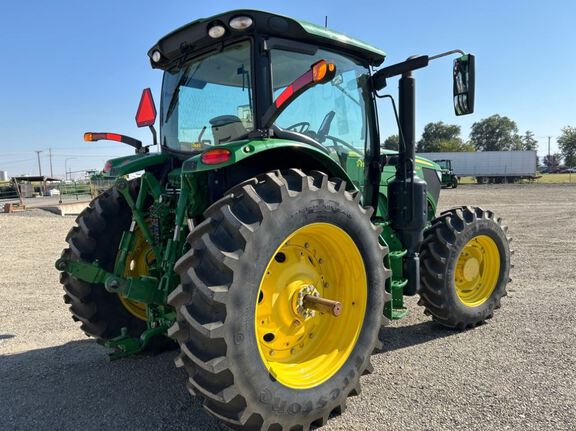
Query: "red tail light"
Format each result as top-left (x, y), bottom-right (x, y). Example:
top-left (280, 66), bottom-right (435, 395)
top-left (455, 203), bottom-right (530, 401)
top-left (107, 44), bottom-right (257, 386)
top-left (201, 148), bottom-right (232, 165)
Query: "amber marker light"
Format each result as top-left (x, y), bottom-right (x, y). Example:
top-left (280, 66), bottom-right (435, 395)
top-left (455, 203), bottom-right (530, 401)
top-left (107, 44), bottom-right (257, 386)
top-left (312, 60), bottom-right (336, 83)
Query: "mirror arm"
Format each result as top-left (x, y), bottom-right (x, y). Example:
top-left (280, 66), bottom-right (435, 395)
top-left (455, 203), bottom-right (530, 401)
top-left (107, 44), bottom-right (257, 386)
top-left (372, 55), bottom-right (429, 90)
top-left (149, 125), bottom-right (158, 148)
top-left (428, 49), bottom-right (466, 61)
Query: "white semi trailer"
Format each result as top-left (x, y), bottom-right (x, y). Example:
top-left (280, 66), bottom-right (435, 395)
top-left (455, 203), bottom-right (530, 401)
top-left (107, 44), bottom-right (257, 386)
top-left (417, 150), bottom-right (537, 183)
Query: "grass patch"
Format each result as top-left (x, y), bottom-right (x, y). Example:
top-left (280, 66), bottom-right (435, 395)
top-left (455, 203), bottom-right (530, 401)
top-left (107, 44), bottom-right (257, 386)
top-left (458, 174), bottom-right (576, 184)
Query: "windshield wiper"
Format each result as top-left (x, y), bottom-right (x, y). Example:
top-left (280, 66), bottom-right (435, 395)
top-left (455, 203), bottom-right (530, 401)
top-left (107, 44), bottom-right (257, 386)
top-left (165, 61), bottom-right (203, 122)
top-left (333, 80), bottom-right (361, 107)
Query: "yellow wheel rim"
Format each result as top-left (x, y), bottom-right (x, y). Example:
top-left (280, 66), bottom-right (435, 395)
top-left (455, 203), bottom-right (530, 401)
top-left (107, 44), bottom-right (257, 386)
top-left (117, 226), bottom-right (153, 321)
top-left (255, 222), bottom-right (367, 389)
top-left (454, 235), bottom-right (500, 307)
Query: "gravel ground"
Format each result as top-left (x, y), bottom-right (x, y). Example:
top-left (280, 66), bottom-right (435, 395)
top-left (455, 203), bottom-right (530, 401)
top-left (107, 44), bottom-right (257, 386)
top-left (1, 184), bottom-right (575, 430)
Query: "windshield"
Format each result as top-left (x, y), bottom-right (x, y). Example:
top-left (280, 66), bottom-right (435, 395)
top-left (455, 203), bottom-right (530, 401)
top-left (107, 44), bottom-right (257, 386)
top-left (271, 48), bottom-right (371, 156)
top-left (435, 160), bottom-right (450, 170)
top-left (161, 41), bottom-right (253, 152)
top-left (270, 47), bottom-right (372, 189)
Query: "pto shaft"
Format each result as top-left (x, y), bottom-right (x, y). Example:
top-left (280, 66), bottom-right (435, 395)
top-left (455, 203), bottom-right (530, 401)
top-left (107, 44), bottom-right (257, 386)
top-left (303, 294), bottom-right (342, 316)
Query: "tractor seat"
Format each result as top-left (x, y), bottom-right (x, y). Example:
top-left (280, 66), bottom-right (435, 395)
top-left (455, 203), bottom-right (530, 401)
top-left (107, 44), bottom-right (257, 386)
top-left (210, 115), bottom-right (248, 145)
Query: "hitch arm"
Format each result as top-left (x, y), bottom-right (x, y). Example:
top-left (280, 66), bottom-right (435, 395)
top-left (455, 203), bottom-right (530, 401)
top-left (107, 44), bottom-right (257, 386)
top-left (55, 258), bottom-right (164, 305)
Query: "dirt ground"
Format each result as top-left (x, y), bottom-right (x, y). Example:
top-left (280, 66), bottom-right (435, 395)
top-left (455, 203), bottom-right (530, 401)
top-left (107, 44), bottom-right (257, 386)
top-left (1, 184), bottom-right (575, 430)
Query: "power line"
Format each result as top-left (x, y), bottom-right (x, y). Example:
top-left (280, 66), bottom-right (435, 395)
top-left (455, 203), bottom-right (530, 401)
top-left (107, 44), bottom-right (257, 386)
top-left (0, 158), bottom-right (35, 164)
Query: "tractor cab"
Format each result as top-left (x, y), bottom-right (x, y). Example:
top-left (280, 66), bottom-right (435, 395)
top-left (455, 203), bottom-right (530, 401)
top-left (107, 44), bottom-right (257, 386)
top-left (145, 11), bottom-right (386, 190)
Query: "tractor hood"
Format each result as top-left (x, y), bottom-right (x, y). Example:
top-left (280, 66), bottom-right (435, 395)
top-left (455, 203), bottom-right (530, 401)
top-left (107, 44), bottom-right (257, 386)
top-left (147, 9), bottom-right (385, 70)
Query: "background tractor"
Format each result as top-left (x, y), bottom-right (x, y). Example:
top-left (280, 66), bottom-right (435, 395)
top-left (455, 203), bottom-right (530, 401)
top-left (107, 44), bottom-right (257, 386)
top-left (434, 158), bottom-right (459, 188)
top-left (56, 10), bottom-right (511, 430)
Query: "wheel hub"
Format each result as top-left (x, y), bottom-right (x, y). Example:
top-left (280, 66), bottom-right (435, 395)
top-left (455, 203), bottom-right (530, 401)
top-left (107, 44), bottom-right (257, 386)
top-left (118, 224), bottom-right (153, 321)
top-left (255, 222), bottom-right (367, 389)
top-left (462, 257), bottom-right (480, 281)
top-left (454, 235), bottom-right (501, 307)
top-left (295, 284), bottom-right (320, 319)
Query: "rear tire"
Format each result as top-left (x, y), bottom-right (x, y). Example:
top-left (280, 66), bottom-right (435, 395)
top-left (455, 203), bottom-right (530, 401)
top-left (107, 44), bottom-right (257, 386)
top-left (418, 206), bottom-right (511, 329)
top-left (169, 169), bottom-right (389, 430)
top-left (60, 182), bottom-right (146, 342)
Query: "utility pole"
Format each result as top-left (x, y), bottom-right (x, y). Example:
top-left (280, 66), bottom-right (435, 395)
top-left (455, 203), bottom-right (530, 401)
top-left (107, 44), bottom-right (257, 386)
top-left (35, 150), bottom-right (43, 176)
top-left (48, 148), bottom-right (54, 177)
top-left (548, 136), bottom-right (551, 160)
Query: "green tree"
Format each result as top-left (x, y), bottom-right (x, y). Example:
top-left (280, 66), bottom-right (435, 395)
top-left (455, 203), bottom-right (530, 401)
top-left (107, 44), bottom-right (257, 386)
top-left (469, 115), bottom-right (519, 151)
top-left (382, 134), bottom-right (399, 151)
top-left (557, 126), bottom-right (576, 167)
top-left (511, 134), bottom-right (524, 151)
top-left (543, 153), bottom-right (562, 170)
top-left (417, 122), bottom-right (462, 152)
top-left (521, 130), bottom-right (538, 151)
top-left (434, 140), bottom-right (475, 152)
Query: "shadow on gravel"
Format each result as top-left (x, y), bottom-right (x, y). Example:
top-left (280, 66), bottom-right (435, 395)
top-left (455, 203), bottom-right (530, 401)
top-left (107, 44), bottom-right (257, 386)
top-left (0, 340), bottom-right (222, 431)
top-left (378, 321), bottom-right (456, 353)
top-left (0, 334), bottom-right (15, 340)
top-left (0, 322), bottom-right (455, 430)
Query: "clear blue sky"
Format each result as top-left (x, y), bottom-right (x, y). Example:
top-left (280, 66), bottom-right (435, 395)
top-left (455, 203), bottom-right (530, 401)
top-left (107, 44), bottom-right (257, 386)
top-left (1, 0), bottom-right (575, 177)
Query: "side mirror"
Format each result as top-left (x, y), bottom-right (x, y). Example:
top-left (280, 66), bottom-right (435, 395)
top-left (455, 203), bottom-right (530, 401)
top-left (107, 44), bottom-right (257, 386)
top-left (453, 54), bottom-right (475, 116)
top-left (135, 88), bottom-right (157, 127)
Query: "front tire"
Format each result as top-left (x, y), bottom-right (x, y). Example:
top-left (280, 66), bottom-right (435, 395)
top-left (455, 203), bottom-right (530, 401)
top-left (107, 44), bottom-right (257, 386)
top-left (418, 206), bottom-right (511, 329)
top-left (168, 169), bottom-right (389, 430)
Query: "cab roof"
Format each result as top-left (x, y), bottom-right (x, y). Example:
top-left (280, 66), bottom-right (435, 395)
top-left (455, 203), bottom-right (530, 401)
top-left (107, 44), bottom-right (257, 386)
top-left (148, 9), bottom-right (386, 69)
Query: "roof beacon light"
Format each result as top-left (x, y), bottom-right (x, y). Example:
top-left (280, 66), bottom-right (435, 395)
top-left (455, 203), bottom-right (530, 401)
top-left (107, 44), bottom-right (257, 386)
top-left (151, 50), bottom-right (162, 63)
top-left (229, 16), bottom-right (253, 30)
top-left (208, 24), bottom-right (226, 39)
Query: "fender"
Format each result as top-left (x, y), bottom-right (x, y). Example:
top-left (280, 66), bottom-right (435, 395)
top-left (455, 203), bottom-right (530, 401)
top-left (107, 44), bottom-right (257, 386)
top-left (103, 153), bottom-right (169, 177)
top-left (181, 138), bottom-right (358, 189)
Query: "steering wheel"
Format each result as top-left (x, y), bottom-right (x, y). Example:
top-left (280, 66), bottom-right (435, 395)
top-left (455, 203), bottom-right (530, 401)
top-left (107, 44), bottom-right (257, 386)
top-left (286, 122), bottom-right (310, 133)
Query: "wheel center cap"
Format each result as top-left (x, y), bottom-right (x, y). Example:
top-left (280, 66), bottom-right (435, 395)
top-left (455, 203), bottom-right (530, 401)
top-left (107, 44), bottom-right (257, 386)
top-left (463, 258), bottom-right (480, 281)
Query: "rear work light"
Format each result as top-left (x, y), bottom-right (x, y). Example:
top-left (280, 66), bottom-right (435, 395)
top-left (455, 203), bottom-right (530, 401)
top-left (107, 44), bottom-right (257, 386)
top-left (229, 16), bottom-right (253, 30)
top-left (208, 24), bottom-right (226, 39)
top-left (201, 148), bottom-right (232, 165)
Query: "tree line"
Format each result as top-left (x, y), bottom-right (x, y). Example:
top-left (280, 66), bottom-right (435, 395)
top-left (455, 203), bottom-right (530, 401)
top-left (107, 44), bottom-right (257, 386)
top-left (382, 114), bottom-right (576, 169)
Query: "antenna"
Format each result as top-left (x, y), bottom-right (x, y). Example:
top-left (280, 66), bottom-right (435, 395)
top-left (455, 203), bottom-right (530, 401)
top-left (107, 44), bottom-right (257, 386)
top-left (325, 16), bottom-right (328, 28)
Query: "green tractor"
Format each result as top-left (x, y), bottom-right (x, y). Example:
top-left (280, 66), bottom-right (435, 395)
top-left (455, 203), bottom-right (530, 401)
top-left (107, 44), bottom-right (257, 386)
top-left (435, 159), bottom-right (459, 188)
top-left (56, 10), bottom-right (511, 430)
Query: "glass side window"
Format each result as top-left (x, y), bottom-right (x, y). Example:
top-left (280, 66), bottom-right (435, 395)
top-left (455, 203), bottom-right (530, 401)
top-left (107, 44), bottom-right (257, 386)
top-left (270, 48), bottom-right (371, 160)
top-left (161, 41), bottom-right (253, 153)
